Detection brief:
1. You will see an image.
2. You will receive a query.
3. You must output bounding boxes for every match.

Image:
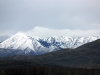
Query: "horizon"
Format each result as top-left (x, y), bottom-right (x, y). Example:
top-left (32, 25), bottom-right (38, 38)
top-left (0, 32), bottom-right (100, 42)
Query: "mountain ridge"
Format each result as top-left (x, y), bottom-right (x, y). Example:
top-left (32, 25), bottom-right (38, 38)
top-left (0, 32), bottom-right (100, 56)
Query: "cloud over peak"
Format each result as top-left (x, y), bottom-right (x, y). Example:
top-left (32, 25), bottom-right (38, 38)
top-left (24, 26), bottom-right (100, 37)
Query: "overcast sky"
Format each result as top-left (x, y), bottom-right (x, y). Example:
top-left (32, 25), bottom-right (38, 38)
top-left (0, 0), bottom-right (100, 41)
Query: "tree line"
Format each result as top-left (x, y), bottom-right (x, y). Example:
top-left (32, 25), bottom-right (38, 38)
top-left (0, 65), bottom-right (100, 75)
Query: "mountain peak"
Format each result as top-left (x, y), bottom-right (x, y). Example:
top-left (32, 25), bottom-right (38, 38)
top-left (0, 32), bottom-right (34, 50)
top-left (11, 32), bottom-right (27, 38)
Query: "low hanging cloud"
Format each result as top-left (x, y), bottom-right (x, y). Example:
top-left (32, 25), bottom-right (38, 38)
top-left (24, 26), bottom-right (100, 37)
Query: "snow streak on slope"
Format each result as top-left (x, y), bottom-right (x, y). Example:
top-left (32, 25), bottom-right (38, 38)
top-left (0, 33), bottom-right (99, 56)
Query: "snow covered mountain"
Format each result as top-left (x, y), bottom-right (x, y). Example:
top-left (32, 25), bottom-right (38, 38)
top-left (0, 33), bottom-right (99, 56)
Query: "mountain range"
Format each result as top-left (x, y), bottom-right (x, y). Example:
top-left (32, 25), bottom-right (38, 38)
top-left (0, 32), bottom-right (100, 57)
top-left (1, 37), bottom-right (100, 68)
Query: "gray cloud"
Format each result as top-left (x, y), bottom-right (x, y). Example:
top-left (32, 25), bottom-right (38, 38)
top-left (0, 0), bottom-right (100, 40)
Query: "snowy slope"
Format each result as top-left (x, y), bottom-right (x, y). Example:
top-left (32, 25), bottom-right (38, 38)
top-left (39, 36), bottom-right (99, 49)
top-left (0, 33), bottom-right (55, 55)
top-left (0, 33), bottom-right (34, 50)
top-left (0, 33), bottom-right (99, 56)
